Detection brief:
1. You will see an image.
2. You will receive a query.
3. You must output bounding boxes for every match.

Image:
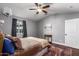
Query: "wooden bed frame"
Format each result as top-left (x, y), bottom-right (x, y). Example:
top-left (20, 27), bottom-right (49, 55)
top-left (14, 44), bottom-right (49, 56)
top-left (34, 46), bottom-right (49, 56)
top-left (0, 32), bottom-right (4, 56)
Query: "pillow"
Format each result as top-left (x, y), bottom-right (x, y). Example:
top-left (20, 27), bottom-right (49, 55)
top-left (2, 38), bottom-right (15, 55)
top-left (6, 36), bottom-right (23, 50)
top-left (12, 37), bottom-right (24, 50)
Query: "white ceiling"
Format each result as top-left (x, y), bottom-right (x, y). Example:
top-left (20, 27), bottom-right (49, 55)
top-left (0, 3), bottom-right (79, 21)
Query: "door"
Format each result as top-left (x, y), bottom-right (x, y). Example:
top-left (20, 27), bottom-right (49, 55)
top-left (65, 18), bottom-right (79, 48)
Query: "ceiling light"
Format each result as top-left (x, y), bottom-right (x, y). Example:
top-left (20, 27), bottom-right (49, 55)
top-left (37, 8), bottom-right (42, 12)
top-left (0, 20), bottom-right (4, 24)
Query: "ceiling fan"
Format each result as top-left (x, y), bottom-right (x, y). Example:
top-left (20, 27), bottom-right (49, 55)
top-left (29, 3), bottom-right (50, 15)
top-left (0, 7), bottom-right (12, 17)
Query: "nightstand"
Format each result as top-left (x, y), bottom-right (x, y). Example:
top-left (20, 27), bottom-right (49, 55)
top-left (44, 34), bottom-right (52, 43)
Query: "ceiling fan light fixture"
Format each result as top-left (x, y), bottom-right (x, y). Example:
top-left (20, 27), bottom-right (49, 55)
top-left (37, 8), bottom-right (42, 12)
top-left (0, 20), bottom-right (5, 24)
top-left (29, 3), bottom-right (50, 15)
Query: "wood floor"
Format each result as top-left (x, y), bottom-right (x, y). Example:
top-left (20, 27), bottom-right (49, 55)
top-left (43, 43), bottom-right (79, 56)
top-left (43, 52), bottom-right (52, 56)
top-left (52, 43), bottom-right (79, 56)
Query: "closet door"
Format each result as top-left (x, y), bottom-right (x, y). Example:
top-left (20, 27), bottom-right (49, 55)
top-left (65, 19), bottom-right (79, 48)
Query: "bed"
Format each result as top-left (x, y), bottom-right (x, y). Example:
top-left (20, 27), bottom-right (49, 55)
top-left (26, 37), bottom-right (49, 48)
top-left (14, 37), bottom-right (49, 56)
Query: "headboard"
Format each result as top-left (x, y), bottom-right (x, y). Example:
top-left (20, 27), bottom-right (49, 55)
top-left (0, 32), bottom-right (4, 56)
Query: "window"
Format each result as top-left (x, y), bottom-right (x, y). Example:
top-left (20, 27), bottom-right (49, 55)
top-left (12, 18), bottom-right (27, 38)
top-left (16, 20), bottom-right (23, 38)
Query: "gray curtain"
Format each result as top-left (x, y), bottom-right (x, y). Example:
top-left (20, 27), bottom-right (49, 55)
top-left (23, 20), bottom-right (27, 37)
top-left (11, 18), bottom-right (17, 36)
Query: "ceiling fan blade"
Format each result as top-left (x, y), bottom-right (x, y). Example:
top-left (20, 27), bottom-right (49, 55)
top-left (35, 3), bottom-right (39, 7)
top-left (36, 12), bottom-right (39, 14)
top-left (42, 10), bottom-right (47, 14)
top-left (29, 9), bottom-right (36, 10)
top-left (42, 5), bottom-right (50, 9)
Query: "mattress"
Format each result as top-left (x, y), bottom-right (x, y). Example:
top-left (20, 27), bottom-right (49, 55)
top-left (20, 37), bottom-right (49, 49)
top-left (26, 37), bottom-right (49, 48)
top-left (20, 38), bottom-right (41, 50)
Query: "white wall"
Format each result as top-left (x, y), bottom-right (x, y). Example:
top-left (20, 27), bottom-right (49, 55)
top-left (64, 12), bottom-right (79, 20)
top-left (26, 20), bottom-right (37, 37)
top-left (37, 12), bottom-right (79, 43)
top-left (0, 14), bottom-right (37, 37)
top-left (0, 14), bottom-right (12, 34)
top-left (37, 14), bottom-right (65, 43)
